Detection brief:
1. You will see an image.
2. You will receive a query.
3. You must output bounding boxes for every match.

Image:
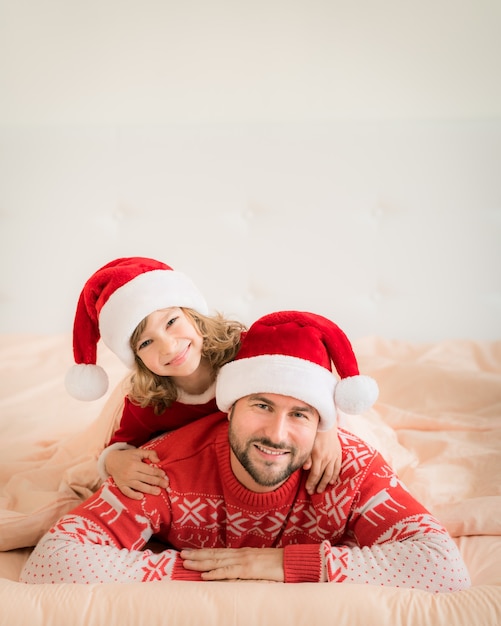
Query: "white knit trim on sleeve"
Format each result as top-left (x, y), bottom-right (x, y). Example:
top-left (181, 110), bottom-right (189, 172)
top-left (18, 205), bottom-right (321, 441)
top-left (97, 442), bottom-right (135, 481)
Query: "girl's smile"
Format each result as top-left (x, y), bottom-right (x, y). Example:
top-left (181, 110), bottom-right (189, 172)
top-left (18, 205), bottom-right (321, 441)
top-left (166, 343), bottom-right (191, 367)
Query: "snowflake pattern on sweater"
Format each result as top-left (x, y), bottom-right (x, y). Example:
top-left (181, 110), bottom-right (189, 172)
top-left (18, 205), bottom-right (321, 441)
top-left (20, 413), bottom-right (470, 591)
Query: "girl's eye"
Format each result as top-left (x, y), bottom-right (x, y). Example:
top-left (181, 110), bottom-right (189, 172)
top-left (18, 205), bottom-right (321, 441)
top-left (137, 339), bottom-right (152, 351)
top-left (166, 316), bottom-right (178, 328)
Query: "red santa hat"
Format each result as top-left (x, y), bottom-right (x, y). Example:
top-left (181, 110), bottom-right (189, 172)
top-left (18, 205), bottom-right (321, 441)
top-left (65, 256), bottom-right (209, 401)
top-left (216, 310), bottom-right (378, 431)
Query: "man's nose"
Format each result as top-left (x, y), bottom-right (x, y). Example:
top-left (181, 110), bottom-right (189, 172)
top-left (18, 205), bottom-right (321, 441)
top-left (264, 414), bottom-right (288, 443)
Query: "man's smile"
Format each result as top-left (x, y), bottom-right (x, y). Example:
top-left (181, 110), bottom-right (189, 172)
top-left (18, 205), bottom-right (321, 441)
top-left (254, 443), bottom-right (290, 458)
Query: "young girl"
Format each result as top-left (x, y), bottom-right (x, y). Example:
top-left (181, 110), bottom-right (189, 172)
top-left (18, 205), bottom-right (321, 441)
top-left (65, 257), bottom-right (341, 500)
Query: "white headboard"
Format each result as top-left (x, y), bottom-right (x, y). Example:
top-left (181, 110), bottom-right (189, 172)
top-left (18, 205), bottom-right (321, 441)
top-left (1, 2), bottom-right (500, 342)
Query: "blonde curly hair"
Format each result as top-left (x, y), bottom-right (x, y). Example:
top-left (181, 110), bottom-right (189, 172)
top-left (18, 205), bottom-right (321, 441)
top-left (128, 308), bottom-right (246, 414)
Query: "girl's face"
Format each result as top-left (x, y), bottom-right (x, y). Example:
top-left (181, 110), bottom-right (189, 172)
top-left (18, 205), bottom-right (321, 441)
top-left (133, 307), bottom-right (204, 378)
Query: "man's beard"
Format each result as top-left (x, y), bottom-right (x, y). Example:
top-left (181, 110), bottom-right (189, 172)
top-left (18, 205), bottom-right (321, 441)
top-left (228, 422), bottom-right (309, 488)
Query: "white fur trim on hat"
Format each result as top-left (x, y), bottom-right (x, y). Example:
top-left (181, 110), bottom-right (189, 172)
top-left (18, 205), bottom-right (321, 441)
top-left (216, 354), bottom-right (338, 431)
top-left (99, 269), bottom-right (209, 368)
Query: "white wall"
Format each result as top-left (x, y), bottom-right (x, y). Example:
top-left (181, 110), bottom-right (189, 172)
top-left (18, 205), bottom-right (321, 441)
top-left (1, 0), bottom-right (500, 340)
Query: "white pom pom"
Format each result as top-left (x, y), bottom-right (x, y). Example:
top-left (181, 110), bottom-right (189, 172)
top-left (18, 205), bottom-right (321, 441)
top-left (65, 364), bottom-right (109, 401)
top-left (334, 375), bottom-right (379, 415)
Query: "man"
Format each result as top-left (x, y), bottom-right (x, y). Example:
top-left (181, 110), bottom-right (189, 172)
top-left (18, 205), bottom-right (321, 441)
top-left (20, 311), bottom-right (470, 591)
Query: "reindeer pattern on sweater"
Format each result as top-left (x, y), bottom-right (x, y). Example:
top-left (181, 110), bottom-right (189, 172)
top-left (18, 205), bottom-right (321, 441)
top-left (20, 413), bottom-right (470, 591)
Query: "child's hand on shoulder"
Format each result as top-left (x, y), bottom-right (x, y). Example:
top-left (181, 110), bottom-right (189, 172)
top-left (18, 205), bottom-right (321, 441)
top-left (303, 426), bottom-right (342, 495)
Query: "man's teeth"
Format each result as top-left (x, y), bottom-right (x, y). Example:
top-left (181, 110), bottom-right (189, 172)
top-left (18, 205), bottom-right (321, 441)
top-left (256, 445), bottom-right (285, 455)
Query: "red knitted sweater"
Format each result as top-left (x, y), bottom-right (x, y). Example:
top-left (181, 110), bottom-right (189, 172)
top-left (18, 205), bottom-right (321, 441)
top-left (109, 395), bottom-right (218, 446)
top-left (20, 413), bottom-right (470, 591)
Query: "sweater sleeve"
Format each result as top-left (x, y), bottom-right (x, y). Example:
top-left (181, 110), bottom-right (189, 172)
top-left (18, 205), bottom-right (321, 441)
top-left (283, 451), bottom-right (470, 592)
top-left (19, 480), bottom-right (201, 584)
top-left (108, 397), bottom-right (159, 447)
top-left (96, 399), bottom-right (146, 481)
top-left (321, 454), bottom-right (471, 592)
top-left (282, 515), bottom-right (469, 592)
top-left (96, 441), bottom-right (135, 481)
top-left (283, 543), bottom-right (324, 582)
top-left (322, 526), bottom-right (470, 592)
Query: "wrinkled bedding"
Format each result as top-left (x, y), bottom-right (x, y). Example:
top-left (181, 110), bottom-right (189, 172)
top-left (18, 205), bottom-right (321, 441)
top-left (0, 334), bottom-right (500, 626)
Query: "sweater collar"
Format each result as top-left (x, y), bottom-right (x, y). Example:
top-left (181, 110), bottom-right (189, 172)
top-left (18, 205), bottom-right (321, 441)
top-left (176, 381), bottom-right (216, 405)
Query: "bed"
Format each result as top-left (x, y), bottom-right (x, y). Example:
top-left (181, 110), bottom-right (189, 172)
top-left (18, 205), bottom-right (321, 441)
top-left (2, 0), bottom-right (501, 620)
top-left (1, 332), bottom-right (500, 626)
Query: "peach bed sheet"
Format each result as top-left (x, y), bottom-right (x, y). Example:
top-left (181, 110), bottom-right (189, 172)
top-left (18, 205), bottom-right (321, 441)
top-left (0, 334), bottom-right (500, 626)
